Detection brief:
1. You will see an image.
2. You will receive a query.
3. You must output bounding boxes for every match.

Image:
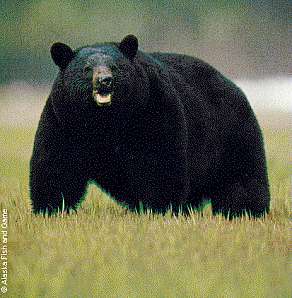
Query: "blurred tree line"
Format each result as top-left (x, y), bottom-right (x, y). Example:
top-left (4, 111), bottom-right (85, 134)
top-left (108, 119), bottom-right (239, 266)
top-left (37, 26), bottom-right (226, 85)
top-left (0, 0), bottom-right (288, 85)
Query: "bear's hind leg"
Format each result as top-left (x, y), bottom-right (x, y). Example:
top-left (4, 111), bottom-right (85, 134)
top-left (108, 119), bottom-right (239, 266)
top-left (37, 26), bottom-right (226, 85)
top-left (211, 178), bottom-right (270, 219)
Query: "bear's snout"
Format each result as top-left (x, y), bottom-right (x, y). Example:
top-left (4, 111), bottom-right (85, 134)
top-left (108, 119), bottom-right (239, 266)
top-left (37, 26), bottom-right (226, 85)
top-left (95, 75), bottom-right (113, 95)
top-left (91, 66), bottom-right (114, 107)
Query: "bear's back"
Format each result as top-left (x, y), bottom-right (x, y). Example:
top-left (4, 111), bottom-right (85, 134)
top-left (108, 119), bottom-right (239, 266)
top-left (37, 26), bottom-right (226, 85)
top-left (149, 51), bottom-right (253, 119)
top-left (149, 52), bottom-right (218, 84)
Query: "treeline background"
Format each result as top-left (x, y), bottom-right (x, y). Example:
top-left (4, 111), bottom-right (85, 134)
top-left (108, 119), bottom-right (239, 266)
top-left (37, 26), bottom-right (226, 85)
top-left (0, 0), bottom-right (289, 85)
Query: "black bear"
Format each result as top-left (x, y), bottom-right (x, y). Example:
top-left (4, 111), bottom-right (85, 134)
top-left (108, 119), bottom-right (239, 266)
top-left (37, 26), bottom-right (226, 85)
top-left (30, 34), bottom-right (270, 218)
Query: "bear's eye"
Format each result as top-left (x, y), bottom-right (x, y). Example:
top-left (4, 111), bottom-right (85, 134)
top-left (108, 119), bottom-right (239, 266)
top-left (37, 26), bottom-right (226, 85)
top-left (83, 65), bottom-right (93, 80)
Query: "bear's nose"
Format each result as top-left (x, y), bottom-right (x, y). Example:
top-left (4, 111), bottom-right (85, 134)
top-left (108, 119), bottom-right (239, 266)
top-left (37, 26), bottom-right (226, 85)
top-left (95, 75), bottom-right (113, 95)
top-left (99, 76), bottom-right (113, 88)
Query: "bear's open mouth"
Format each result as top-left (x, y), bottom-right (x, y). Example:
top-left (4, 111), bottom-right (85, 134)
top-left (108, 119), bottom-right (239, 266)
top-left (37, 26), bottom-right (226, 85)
top-left (93, 91), bottom-right (112, 107)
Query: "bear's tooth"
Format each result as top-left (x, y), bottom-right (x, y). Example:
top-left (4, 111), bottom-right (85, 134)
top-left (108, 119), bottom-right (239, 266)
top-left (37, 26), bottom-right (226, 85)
top-left (94, 93), bottom-right (112, 105)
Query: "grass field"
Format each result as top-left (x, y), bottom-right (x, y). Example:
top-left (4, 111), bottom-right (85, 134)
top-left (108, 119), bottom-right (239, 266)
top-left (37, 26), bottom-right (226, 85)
top-left (0, 99), bottom-right (290, 297)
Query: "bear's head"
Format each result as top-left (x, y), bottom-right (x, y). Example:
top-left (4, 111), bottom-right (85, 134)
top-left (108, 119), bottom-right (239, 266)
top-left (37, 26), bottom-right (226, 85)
top-left (50, 35), bottom-right (151, 132)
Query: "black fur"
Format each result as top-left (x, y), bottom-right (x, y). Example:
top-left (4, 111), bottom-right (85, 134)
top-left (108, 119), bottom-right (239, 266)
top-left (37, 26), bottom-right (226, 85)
top-left (30, 35), bottom-right (270, 218)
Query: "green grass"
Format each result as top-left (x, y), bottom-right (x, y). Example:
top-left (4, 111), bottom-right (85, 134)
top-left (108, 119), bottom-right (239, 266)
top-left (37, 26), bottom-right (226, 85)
top-left (1, 120), bottom-right (290, 297)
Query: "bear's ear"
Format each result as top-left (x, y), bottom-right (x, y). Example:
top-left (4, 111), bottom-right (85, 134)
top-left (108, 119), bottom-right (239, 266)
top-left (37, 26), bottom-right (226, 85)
top-left (50, 42), bottom-right (74, 69)
top-left (119, 35), bottom-right (138, 60)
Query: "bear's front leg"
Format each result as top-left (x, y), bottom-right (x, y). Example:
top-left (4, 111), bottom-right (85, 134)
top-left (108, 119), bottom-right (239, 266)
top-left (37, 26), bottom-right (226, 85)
top-left (139, 152), bottom-right (190, 215)
top-left (115, 76), bottom-right (191, 215)
top-left (115, 143), bottom-right (190, 215)
top-left (92, 146), bottom-right (188, 215)
top-left (30, 98), bottom-right (88, 215)
top-left (30, 159), bottom-right (88, 214)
